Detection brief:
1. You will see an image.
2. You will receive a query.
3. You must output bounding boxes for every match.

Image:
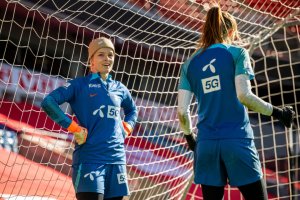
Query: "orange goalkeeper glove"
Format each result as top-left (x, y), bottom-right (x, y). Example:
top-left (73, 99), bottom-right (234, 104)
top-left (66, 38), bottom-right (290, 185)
top-left (122, 121), bottom-right (133, 136)
top-left (67, 121), bottom-right (87, 145)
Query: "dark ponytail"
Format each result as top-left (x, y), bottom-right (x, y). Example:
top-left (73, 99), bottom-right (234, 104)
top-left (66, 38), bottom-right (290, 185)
top-left (197, 6), bottom-right (238, 52)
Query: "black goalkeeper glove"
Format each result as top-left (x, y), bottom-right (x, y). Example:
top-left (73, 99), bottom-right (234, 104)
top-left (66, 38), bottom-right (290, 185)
top-left (184, 133), bottom-right (196, 151)
top-left (271, 106), bottom-right (295, 128)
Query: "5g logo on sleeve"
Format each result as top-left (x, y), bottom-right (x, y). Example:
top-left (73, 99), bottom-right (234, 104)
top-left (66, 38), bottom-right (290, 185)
top-left (201, 75), bottom-right (221, 94)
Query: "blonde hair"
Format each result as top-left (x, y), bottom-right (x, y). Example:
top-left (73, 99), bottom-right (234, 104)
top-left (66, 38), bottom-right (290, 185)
top-left (197, 6), bottom-right (239, 51)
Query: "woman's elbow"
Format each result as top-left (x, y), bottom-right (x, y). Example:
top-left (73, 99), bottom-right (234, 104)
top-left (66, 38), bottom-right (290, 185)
top-left (237, 92), bottom-right (248, 105)
top-left (177, 106), bottom-right (186, 117)
top-left (40, 95), bottom-right (52, 111)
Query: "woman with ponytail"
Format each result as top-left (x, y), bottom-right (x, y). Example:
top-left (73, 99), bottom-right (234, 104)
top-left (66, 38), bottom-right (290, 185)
top-left (177, 6), bottom-right (294, 200)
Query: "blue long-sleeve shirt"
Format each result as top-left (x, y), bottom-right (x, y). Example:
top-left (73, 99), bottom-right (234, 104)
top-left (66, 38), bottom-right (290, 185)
top-left (41, 73), bottom-right (138, 165)
top-left (179, 43), bottom-right (254, 139)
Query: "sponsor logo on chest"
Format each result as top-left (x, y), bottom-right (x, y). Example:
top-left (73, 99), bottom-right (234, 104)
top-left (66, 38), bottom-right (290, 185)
top-left (89, 84), bottom-right (101, 88)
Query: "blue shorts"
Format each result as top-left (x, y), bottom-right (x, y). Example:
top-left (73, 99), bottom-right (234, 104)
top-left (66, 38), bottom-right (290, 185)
top-left (194, 139), bottom-right (263, 187)
top-left (72, 164), bottom-right (129, 198)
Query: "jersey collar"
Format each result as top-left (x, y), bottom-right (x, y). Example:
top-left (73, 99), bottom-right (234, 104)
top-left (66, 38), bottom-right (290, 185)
top-left (90, 73), bottom-right (112, 82)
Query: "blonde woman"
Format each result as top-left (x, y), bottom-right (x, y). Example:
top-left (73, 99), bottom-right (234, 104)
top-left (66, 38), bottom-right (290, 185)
top-left (42, 37), bottom-right (137, 200)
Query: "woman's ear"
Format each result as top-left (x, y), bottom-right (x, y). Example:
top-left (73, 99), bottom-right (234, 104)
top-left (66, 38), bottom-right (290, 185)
top-left (90, 66), bottom-right (96, 73)
top-left (228, 29), bottom-right (233, 36)
top-left (227, 28), bottom-right (235, 43)
top-left (89, 57), bottom-right (97, 73)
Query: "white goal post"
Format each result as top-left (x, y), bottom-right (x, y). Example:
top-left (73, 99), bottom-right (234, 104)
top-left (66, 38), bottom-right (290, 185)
top-left (0, 0), bottom-right (299, 199)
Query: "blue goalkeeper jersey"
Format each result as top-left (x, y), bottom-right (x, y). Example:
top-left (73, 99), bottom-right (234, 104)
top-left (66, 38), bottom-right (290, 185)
top-left (41, 73), bottom-right (138, 165)
top-left (179, 43), bottom-right (255, 139)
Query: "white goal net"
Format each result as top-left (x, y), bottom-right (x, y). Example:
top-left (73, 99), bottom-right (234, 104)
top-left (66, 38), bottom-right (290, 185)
top-left (0, 0), bottom-right (299, 199)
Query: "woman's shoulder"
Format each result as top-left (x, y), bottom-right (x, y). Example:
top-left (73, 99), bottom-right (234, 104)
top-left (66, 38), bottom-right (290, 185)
top-left (225, 44), bottom-right (245, 51)
top-left (225, 44), bottom-right (249, 59)
top-left (113, 80), bottom-right (128, 89)
top-left (66, 75), bottom-right (91, 88)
